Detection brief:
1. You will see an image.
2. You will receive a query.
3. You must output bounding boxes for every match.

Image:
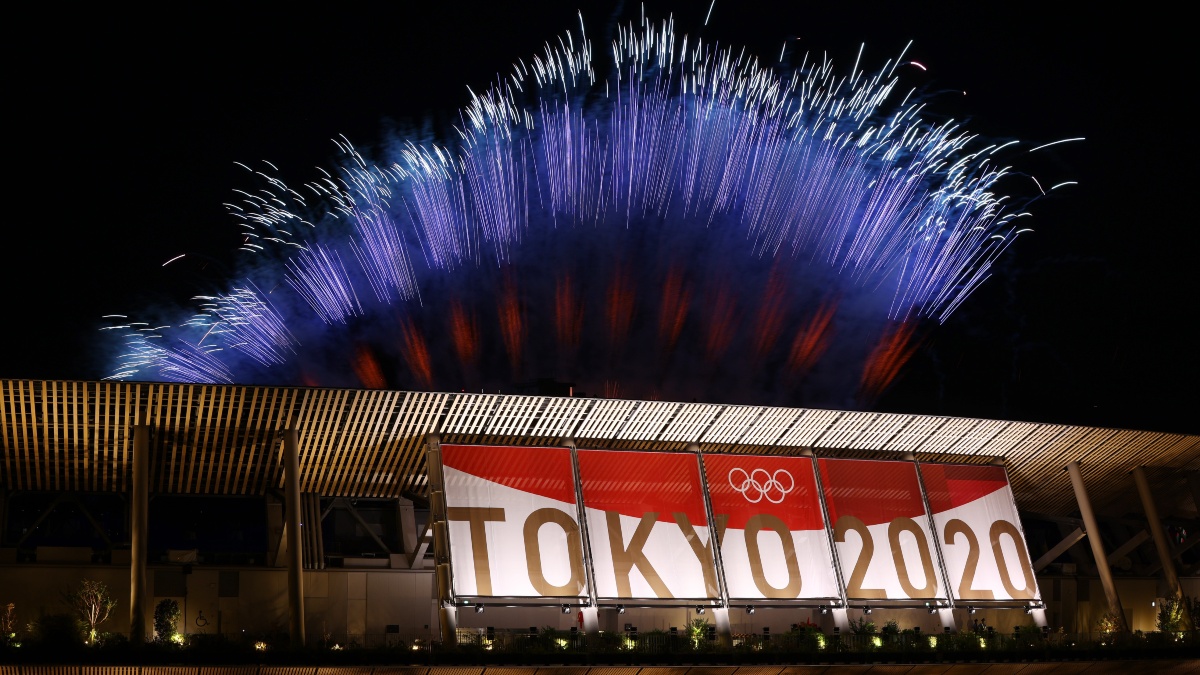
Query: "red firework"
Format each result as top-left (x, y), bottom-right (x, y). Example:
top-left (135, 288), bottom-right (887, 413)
top-left (400, 319), bottom-right (434, 390)
top-left (704, 287), bottom-right (737, 361)
top-left (859, 321), bottom-right (923, 405)
top-left (752, 264), bottom-right (789, 360)
top-left (449, 299), bottom-right (479, 368)
top-left (555, 272), bottom-right (584, 350)
top-left (606, 264), bottom-right (635, 350)
top-left (787, 299), bottom-right (837, 375)
top-left (498, 271), bottom-right (524, 376)
top-left (658, 264), bottom-right (690, 352)
top-left (352, 344), bottom-right (387, 389)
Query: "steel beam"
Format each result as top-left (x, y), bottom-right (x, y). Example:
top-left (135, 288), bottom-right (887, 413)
top-left (1032, 527), bottom-right (1087, 573)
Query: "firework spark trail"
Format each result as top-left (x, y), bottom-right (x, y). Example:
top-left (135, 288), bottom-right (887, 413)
top-left (787, 299), bottom-right (837, 375)
top-left (353, 345), bottom-right (387, 389)
top-left (555, 272), bottom-right (584, 350)
top-left (399, 319), bottom-right (434, 390)
top-left (657, 264), bottom-right (690, 352)
top-left (109, 14), bottom-right (1066, 391)
top-left (498, 271), bottom-right (524, 375)
top-left (183, 285), bottom-right (297, 368)
top-left (858, 320), bottom-right (923, 404)
top-left (450, 300), bottom-right (479, 369)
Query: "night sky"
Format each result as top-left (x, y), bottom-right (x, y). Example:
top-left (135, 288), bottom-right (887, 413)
top-left (6, 2), bottom-right (1196, 435)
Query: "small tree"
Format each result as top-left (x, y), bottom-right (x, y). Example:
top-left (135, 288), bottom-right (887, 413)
top-left (154, 599), bottom-right (182, 644)
top-left (1, 602), bottom-right (16, 646)
top-left (64, 580), bottom-right (117, 644)
top-left (1158, 597), bottom-right (1185, 634)
top-left (849, 616), bottom-right (877, 635)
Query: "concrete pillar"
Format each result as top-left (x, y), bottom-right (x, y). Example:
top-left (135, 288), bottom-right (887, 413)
top-left (283, 428), bottom-right (305, 646)
top-left (1065, 461), bottom-right (1127, 632)
top-left (937, 607), bottom-right (957, 633)
top-left (1133, 466), bottom-right (1190, 627)
top-left (831, 607), bottom-right (850, 633)
top-left (581, 606), bottom-right (599, 633)
top-left (712, 607), bottom-right (732, 648)
top-left (129, 425), bottom-right (149, 645)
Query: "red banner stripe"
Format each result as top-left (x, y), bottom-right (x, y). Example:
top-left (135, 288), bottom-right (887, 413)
top-left (704, 454), bottom-right (825, 531)
top-left (577, 449), bottom-right (708, 525)
top-left (818, 458), bottom-right (928, 527)
top-left (919, 463), bottom-right (1009, 514)
top-left (441, 444), bottom-right (577, 505)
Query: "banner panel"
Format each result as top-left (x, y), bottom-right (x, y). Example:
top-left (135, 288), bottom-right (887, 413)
top-left (920, 463), bottom-right (1042, 603)
top-left (817, 458), bottom-right (948, 602)
top-left (703, 454), bottom-right (840, 601)
top-left (577, 449), bottom-right (719, 601)
top-left (441, 444), bottom-right (587, 598)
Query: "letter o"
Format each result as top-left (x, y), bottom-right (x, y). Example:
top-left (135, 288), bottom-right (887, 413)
top-left (523, 508), bottom-right (585, 596)
top-left (745, 514), bottom-right (802, 598)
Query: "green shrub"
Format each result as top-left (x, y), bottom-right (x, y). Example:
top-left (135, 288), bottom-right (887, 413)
top-left (26, 612), bottom-right (85, 648)
top-left (154, 599), bottom-right (182, 644)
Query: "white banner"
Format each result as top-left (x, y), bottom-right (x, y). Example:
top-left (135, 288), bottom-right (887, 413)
top-left (704, 454), bottom-right (840, 601)
top-left (442, 444), bottom-right (587, 598)
top-left (577, 449), bottom-right (720, 601)
top-left (818, 458), bottom-right (949, 602)
top-left (920, 463), bottom-right (1042, 603)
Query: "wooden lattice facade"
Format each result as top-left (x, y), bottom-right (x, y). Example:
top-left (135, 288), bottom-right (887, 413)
top-left (2, 379), bottom-right (1197, 519)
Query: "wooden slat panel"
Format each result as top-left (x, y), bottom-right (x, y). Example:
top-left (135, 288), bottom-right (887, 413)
top-left (661, 403), bottom-right (723, 444)
top-left (574, 398), bottom-right (636, 440)
top-left (777, 409), bottom-right (842, 447)
top-left (700, 405), bottom-right (758, 448)
top-left (2, 380), bottom-right (1198, 522)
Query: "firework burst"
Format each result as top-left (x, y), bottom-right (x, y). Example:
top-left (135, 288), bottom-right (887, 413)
top-left (104, 11), bottom-right (1071, 407)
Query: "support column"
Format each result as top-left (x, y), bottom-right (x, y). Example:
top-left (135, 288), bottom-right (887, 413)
top-left (283, 428), bottom-right (305, 647)
top-left (1133, 466), bottom-right (1190, 627)
top-left (1065, 461), bottom-right (1127, 632)
top-left (712, 607), bottom-right (733, 648)
top-left (831, 607), bottom-right (850, 633)
top-left (426, 433), bottom-right (458, 645)
top-left (581, 606), bottom-right (599, 633)
top-left (937, 607), bottom-right (957, 633)
top-left (129, 425), bottom-right (149, 645)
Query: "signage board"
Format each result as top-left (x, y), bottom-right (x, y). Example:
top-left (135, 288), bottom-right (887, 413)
top-left (817, 458), bottom-right (949, 602)
top-left (441, 444), bottom-right (587, 598)
top-left (703, 454), bottom-right (840, 601)
top-left (577, 449), bottom-right (720, 601)
top-left (919, 463), bottom-right (1042, 603)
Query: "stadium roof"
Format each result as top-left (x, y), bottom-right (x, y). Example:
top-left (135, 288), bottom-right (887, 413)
top-left (2, 379), bottom-right (1197, 520)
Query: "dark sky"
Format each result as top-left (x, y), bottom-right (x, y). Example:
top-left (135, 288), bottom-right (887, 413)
top-left (6, 2), bottom-right (1196, 434)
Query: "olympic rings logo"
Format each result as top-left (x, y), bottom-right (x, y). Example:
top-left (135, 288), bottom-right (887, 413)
top-left (728, 468), bottom-right (794, 504)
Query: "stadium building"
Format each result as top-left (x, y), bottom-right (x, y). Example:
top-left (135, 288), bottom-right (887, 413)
top-left (1, 378), bottom-right (1197, 645)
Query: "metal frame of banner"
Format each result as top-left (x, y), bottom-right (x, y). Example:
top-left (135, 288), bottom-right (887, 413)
top-left (911, 455), bottom-right (960, 630)
top-left (692, 443), bottom-right (732, 607)
top-left (423, 433), bottom-right (457, 643)
top-left (808, 448), bottom-right (851, 616)
top-left (567, 437), bottom-right (602, 619)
